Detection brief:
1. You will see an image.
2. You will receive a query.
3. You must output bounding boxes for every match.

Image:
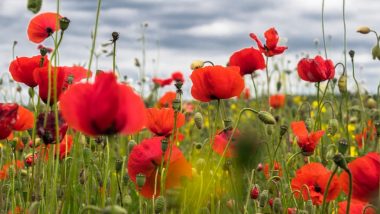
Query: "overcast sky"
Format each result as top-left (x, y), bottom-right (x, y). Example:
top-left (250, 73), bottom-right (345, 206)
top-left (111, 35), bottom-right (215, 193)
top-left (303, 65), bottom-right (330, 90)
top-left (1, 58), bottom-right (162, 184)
top-left (0, 0), bottom-right (379, 99)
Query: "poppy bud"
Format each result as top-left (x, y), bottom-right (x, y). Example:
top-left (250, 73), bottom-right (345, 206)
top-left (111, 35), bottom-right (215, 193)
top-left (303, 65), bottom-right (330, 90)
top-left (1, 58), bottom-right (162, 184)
top-left (28, 0), bottom-right (42, 13)
top-left (194, 112), bottom-right (203, 129)
top-left (356, 26), bottom-right (371, 34)
top-left (112, 32), bottom-right (119, 42)
top-left (59, 17), bottom-right (70, 31)
top-left (161, 138), bottom-right (168, 152)
top-left (175, 82), bottom-right (183, 90)
top-left (250, 185), bottom-right (260, 199)
top-left (372, 44), bottom-right (380, 60)
top-left (123, 195), bottom-right (132, 205)
top-left (258, 190), bottom-right (269, 208)
top-left (349, 50), bottom-right (355, 59)
top-left (258, 111), bottom-right (276, 125)
top-left (83, 147), bottom-right (93, 165)
top-left (276, 81), bottom-right (281, 92)
top-left (190, 60), bottom-right (204, 70)
top-left (29, 138), bottom-right (41, 148)
top-left (338, 74), bottom-right (348, 94)
top-left (327, 119), bottom-right (339, 136)
top-left (326, 149), bottom-right (335, 160)
top-left (172, 98), bottom-right (181, 112)
top-left (123, 174), bottom-right (129, 184)
top-left (280, 125), bottom-right (288, 137)
top-left (257, 163), bottom-right (263, 171)
top-left (305, 199), bottom-right (314, 214)
top-left (136, 173), bottom-right (146, 190)
top-left (266, 125), bottom-right (273, 136)
top-left (115, 159), bottom-right (123, 173)
top-left (223, 118), bottom-right (233, 129)
top-left (25, 153), bottom-right (37, 167)
top-left (103, 205), bottom-right (127, 214)
top-left (333, 153), bottom-right (349, 172)
top-left (128, 140), bottom-right (136, 153)
top-left (154, 196), bottom-right (166, 213)
top-left (366, 97), bottom-right (377, 109)
top-left (273, 197), bottom-right (282, 214)
top-left (305, 118), bottom-right (313, 132)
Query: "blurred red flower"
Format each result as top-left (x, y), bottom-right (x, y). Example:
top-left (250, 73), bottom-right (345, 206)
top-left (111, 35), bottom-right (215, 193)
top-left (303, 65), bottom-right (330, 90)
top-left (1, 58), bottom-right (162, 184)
top-left (250, 28), bottom-right (288, 57)
top-left (213, 128), bottom-right (240, 158)
top-left (0, 104), bottom-right (34, 140)
top-left (291, 163), bottom-right (340, 205)
top-left (297, 56), bottom-right (335, 82)
top-left (269, 94), bottom-right (286, 109)
top-left (153, 77), bottom-right (173, 87)
top-left (28, 12), bottom-right (62, 43)
top-left (36, 111), bottom-right (68, 145)
top-left (33, 65), bottom-right (89, 105)
top-left (339, 152), bottom-right (380, 203)
top-left (157, 91), bottom-right (177, 108)
top-left (146, 108), bottom-right (185, 137)
top-left (291, 121), bottom-right (324, 156)
top-left (263, 161), bottom-right (283, 179)
top-left (60, 72), bottom-right (146, 136)
top-left (171, 71), bottom-right (184, 83)
top-left (229, 47), bottom-right (265, 75)
top-left (9, 55), bottom-right (49, 87)
top-left (13, 105), bottom-right (34, 131)
top-left (240, 88), bottom-right (251, 100)
top-left (0, 160), bottom-right (24, 180)
top-left (355, 120), bottom-right (376, 148)
top-left (127, 137), bottom-right (192, 198)
top-left (190, 65), bottom-right (244, 102)
top-left (338, 200), bottom-right (376, 214)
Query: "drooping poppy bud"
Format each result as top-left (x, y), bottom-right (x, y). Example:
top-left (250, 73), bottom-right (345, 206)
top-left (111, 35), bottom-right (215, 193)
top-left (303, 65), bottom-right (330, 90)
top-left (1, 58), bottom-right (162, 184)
top-left (372, 44), bottom-right (380, 60)
top-left (356, 26), bottom-right (371, 34)
top-left (258, 111), bottom-right (276, 125)
top-left (333, 153), bottom-right (349, 172)
top-left (338, 138), bottom-right (348, 154)
top-left (190, 60), bottom-right (204, 70)
top-left (250, 185), bottom-right (260, 199)
top-left (59, 17), bottom-right (70, 31)
top-left (154, 196), bottom-right (166, 213)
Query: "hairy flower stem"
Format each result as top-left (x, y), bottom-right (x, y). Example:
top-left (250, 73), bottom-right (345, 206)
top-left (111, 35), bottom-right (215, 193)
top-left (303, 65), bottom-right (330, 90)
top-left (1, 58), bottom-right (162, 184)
top-left (250, 74), bottom-right (260, 109)
top-left (321, 165), bottom-right (338, 212)
top-left (87, 0), bottom-right (102, 82)
top-left (265, 56), bottom-right (270, 100)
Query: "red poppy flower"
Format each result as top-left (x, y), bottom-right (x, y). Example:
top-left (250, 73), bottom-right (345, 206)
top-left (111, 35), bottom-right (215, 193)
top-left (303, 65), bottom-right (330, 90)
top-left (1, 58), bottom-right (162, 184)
top-left (355, 120), bottom-right (376, 148)
top-left (0, 160), bottom-right (24, 180)
top-left (269, 94), bottom-right (286, 109)
top-left (37, 111), bottom-right (68, 145)
top-left (250, 28), bottom-right (288, 57)
top-left (127, 136), bottom-right (192, 198)
top-left (291, 163), bottom-right (340, 205)
top-left (57, 135), bottom-right (73, 160)
top-left (212, 128), bottom-right (240, 158)
top-left (13, 105), bottom-right (34, 131)
top-left (338, 200), bottom-right (376, 214)
top-left (171, 71), bottom-right (184, 83)
top-left (339, 152), bottom-right (380, 203)
top-left (297, 56), bottom-right (335, 82)
top-left (153, 77), bottom-right (173, 87)
top-left (157, 91), bottom-right (177, 108)
top-left (37, 44), bottom-right (53, 53)
top-left (60, 72), bottom-right (146, 136)
top-left (190, 65), bottom-right (244, 102)
top-left (263, 161), bottom-right (283, 179)
top-left (0, 104), bottom-right (19, 139)
top-left (146, 108), bottom-right (185, 137)
top-left (229, 47), bottom-right (265, 75)
top-left (291, 121), bottom-right (324, 156)
top-left (9, 55), bottom-right (49, 87)
top-left (33, 65), bottom-right (89, 105)
top-left (27, 12), bottom-right (62, 43)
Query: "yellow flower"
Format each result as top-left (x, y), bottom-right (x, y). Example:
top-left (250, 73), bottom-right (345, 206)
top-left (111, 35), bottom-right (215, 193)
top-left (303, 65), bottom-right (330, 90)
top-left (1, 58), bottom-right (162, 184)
top-left (350, 146), bottom-right (358, 157)
top-left (231, 104), bottom-right (237, 110)
top-left (292, 96), bottom-right (303, 105)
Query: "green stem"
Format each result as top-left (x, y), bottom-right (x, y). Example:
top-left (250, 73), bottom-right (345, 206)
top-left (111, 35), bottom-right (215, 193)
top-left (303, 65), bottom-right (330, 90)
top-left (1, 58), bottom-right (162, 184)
top-left (265, 56), bottom-right (270, 99)
top-left (321, 165), bottom-right (338, 213)
top-left (346, 170), bottom-right (353, 214)
top-left (322, 0), bottom-right (328, 58)
top-left (87, 0), bottom-right (102, 82)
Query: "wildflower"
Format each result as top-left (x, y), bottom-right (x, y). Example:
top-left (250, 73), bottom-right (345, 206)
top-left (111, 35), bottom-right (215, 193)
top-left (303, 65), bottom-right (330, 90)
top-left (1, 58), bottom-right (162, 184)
top-left (9, 55), bottom-right (49, 87)
top-left (250, 28), bottom-right (288, 57)
top-left (297, 56), bottom-right (335, 82)
top-left (291, 163), bottom-right (340, 205)
top-left (36, 111), bottom-right (68, 145)
top-left (127, 137), bottom-right (192, 198)
top-left (60, 72), bottom-right (146, 136)
top-left (13, 105), bottom-right (34, 131)
top-left (229, 47), bottom-right (265, 75)
top-left (190, 65), bottom-right (244, 102)
top-left (269, 94), bottom-right (286, 109)
top-left (0, 160), bottom-right (24, 180)
top-left (263, 162), bottom-right (282, 179)
top-left (146, 108), bottom-right (185, 137)
top-left (338, 200), bottom-right (376, 214)
top-left (153, 77), bottom-right (173, 87)
top-left (171, 71), bottom-right (184, 83)
top-left (0, 104), bottom-right (34, 140)
top-left (339, 152), bottom-right (380, 203)
top-left (355, 120), bottom-right (376, 148)
top-left (157, 91), bottom-right (176, 108)
top-left (291, 121), bottom-right (324, 156)
top-left (27, 12), bottom-right (62, 43)
top-left (212, 128), bottom-right (240, 158)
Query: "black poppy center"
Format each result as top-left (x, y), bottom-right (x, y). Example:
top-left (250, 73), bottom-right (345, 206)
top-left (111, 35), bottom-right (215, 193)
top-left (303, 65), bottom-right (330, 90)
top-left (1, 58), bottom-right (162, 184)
top-left (46, 27), bottom-right (53, 36)
top-left (314, 183), bottom-right (322, 193)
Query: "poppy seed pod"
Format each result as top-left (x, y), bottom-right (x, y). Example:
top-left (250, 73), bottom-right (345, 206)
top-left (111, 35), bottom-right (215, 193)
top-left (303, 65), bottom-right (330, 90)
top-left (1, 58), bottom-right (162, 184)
top-left (356, 26), bottom-right (371, 34)
top-left (273, 198), bottom-right (283, 214)
top-left (223, 118), bottom-right (233, 129)
top-left (27, 0), bottom-right (42, 14)
top-left (112, 32), bottom-right (119, 42)
top-left (338, 74), bottom-right (348, 94)
top-left (194, 112), bottom-right (203, 129)
top-left (136, 173), bottom-right (146, 190)
top-left (190, 60), bottom-right (204, 70)
top-left (161, 138), bottom-right (168, 152)
top-left (328, 119), bottom-right (339, 136)
top-left (59, 17), bottom-right (70, 31)
top-left (154, 196), bottom-right (166, 213)
top-left (372, 44), bottom-right (380, 60)
top-left (172, 98), bottom-right (181, 112)
top-left (259, 190), bottom-right (269, 208)
top-left (333, 153), bottom-right (349, 172)
top-left (280, 125), bottom-right (288, 137)
top-left (258, 111), bottom-right (276, 125)
top-left (115, 159), bottom-right (123, 173)
top-left (349, 50), bottom-right (355, 59)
